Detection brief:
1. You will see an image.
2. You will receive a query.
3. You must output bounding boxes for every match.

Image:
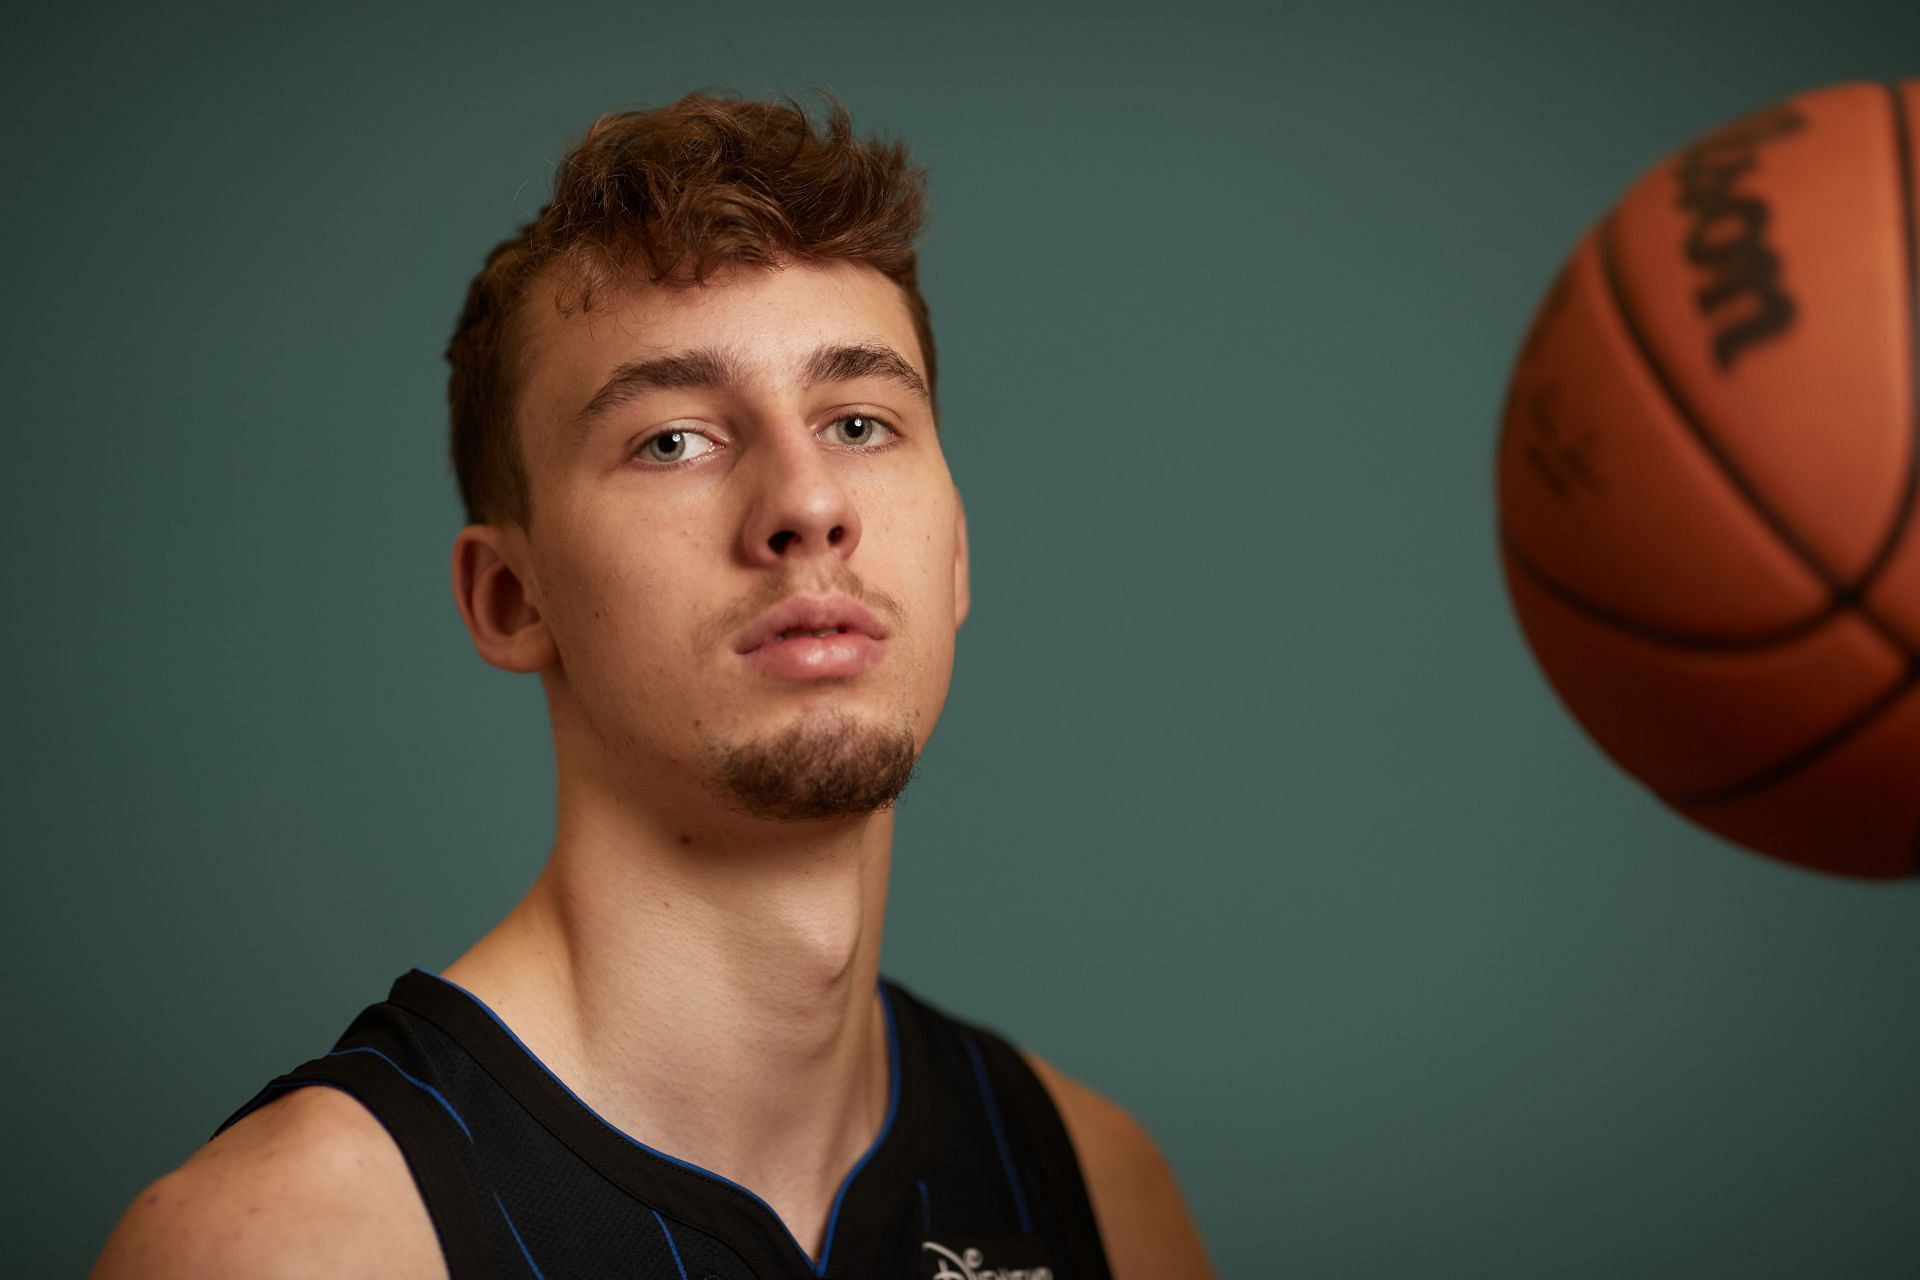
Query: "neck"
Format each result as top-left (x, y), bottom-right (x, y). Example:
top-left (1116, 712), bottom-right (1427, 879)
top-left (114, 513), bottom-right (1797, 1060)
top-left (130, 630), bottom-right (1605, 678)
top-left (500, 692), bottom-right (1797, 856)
top-left (441, 767), bottom-right (897, 1259)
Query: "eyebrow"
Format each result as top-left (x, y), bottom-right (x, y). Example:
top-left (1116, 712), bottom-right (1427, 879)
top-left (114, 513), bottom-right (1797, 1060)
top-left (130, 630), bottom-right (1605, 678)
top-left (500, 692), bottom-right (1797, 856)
top-left (569, 341), bottom-right (931, 447)
top-left (800, 342), bottom-right (930, 403)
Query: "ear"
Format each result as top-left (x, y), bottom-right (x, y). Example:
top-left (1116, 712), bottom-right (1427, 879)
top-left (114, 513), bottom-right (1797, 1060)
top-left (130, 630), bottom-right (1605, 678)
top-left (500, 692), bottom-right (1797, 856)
top-left (451, 524), bottom-right (557, 674)
top-left (952, 487), bottom-right (971, 629)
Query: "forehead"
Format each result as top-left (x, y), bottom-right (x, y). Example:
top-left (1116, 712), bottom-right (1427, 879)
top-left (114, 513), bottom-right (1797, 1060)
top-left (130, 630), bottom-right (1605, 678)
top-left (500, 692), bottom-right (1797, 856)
top-left (514, 258), bottom-right (926, 454)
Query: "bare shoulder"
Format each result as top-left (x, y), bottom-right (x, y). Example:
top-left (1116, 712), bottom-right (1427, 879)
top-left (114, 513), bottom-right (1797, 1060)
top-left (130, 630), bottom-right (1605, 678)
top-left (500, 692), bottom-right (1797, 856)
top-left (91, 1085), bottom-right (446, 1280)
top-left (1023, 1052), bottom-right (1216, 1280)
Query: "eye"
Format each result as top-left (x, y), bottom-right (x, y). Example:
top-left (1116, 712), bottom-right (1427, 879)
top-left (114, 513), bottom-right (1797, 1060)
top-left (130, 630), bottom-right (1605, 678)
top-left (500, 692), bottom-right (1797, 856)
top-left (634, 428), bottom-right (720, 465)
top-left (821, 413), bottom-right (896, 449)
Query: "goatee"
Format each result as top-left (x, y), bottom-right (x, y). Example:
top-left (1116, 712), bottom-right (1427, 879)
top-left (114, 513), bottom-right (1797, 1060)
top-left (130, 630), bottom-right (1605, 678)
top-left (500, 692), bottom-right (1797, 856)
top-left (715, 710), bottom-right (920, 821)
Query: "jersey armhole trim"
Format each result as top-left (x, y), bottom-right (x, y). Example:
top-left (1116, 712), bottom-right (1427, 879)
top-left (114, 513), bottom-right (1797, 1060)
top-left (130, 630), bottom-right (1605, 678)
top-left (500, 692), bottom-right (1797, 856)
top-left (215, 1057), bottom-right (511, 1280)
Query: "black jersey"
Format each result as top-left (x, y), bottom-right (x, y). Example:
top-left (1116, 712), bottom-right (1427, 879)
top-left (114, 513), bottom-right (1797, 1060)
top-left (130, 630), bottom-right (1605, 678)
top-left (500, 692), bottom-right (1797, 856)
top-left (213, 970), bottom-right (1112, 1280)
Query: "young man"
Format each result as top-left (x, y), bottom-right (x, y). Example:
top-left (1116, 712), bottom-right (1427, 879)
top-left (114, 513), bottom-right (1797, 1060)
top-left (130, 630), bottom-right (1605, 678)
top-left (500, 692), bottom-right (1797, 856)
top-left (93, 92), bottom-right (1213, 1279)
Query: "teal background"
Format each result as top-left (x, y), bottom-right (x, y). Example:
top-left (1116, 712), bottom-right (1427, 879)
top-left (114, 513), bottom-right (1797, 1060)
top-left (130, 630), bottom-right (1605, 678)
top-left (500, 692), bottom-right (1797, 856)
top-left (10, 1), bottom-right (1920, 1275)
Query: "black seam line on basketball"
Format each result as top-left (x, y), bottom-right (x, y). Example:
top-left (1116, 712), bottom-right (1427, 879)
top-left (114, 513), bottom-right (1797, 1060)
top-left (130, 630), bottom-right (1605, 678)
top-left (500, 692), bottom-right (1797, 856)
top-left (1889, 80), bottom-right (1920, 882)
top-left (1845, 85), bottom-right (1920, 618)
top-left (1893, 79), bottom-right (1920, 878)
top-left (1881, 77), bottom-right (1920, 882)
top-left (1661, 664), bottom-right (1920, 805)
top-left (1858, 89), bottom-right (1920, 587)
top-left (1501, 530), bottom-right (1841, 650)
top-left (1596, 212), bottom-right (1920, 662)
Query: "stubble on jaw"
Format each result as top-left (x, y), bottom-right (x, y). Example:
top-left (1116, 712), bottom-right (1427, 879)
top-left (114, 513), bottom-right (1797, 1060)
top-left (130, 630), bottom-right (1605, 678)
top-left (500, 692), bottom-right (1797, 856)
top-left (713, 708), bottom-right (920, 822)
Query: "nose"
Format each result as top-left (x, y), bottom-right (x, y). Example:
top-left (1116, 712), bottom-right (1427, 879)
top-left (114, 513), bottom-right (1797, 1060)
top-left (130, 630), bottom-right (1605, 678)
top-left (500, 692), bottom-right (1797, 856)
top-left (738, 428), bottom-right (863, 568)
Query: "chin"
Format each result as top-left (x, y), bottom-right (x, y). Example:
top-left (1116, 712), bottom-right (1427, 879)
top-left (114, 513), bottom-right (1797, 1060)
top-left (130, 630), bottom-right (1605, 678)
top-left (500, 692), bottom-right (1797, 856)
top-left (711, 707), bottom-right (921, 823)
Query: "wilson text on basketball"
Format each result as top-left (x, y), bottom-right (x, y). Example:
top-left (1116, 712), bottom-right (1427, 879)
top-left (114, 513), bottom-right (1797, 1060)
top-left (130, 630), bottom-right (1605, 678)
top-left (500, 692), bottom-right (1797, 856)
top-left (1672, 103), bottom-right (1807, 370)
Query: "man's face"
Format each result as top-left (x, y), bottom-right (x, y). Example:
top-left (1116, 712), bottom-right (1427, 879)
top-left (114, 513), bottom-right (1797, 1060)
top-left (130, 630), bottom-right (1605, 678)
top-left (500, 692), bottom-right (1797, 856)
top-left (496, 257), bottom-right (967, 823)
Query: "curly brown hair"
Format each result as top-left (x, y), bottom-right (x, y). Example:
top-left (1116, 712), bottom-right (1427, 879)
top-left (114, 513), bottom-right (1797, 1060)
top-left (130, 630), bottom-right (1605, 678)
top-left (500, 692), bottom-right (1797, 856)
top-left (444, 89), bottom-right (934, 528)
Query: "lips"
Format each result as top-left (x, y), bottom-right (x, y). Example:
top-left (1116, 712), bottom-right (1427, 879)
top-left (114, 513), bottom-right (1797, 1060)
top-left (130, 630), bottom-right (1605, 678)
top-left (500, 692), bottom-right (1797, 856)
top-left (734, 596), bottom-right (888, 655)
top-left (734, 596), bottom-right (890, 681)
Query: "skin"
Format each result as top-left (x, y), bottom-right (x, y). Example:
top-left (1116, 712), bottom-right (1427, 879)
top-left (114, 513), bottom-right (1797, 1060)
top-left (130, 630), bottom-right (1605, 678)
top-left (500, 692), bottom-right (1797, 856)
top-left (92, 257), bottom-right (1214, 1279)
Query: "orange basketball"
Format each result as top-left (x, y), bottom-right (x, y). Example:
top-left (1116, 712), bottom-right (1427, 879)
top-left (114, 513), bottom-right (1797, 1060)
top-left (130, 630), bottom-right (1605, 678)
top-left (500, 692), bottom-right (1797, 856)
top-left (1497, 81), bottom-right (1920, 880)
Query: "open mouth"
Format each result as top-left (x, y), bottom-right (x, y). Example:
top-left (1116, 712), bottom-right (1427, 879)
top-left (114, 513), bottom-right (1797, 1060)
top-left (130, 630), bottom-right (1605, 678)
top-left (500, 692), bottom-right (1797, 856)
top-left (775, 627), bottom-right (850, 641)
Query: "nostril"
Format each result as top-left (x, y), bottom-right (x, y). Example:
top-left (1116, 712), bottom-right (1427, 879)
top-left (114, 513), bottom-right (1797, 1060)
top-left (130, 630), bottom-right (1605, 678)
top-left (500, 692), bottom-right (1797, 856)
top-left (827, 525), bottom-right (845, 545)
top-left (768, 530), bottom-right (797, 553)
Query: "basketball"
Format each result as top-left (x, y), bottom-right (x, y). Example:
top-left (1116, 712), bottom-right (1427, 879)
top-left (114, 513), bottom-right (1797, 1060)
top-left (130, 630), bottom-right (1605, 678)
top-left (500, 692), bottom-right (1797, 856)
top-left (1497, 81), bottom-right (1920, 880)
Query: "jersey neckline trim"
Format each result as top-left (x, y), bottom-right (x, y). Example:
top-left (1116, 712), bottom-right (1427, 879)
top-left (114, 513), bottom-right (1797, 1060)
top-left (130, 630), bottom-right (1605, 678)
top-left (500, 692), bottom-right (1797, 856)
top-left (398, 965), bottom-right (904, 1277)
